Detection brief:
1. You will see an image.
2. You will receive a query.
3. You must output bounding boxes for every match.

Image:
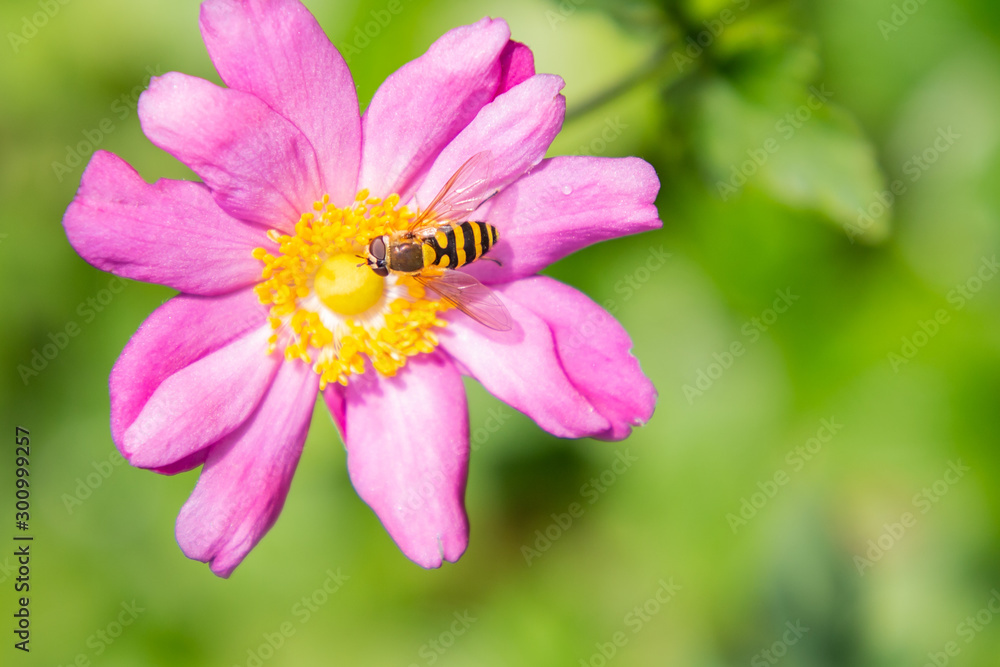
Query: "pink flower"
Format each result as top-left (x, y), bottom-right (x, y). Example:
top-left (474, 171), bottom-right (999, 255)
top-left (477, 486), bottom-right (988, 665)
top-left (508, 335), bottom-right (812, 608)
top-left (63, 0), bottom-right (661, 577)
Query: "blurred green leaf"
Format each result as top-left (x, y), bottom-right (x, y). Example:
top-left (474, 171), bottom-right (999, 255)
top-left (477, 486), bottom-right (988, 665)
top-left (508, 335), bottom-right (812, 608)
top-left (695, 77), bottom-right (890, 241)
top-left (3, 0), bottom-right (1000, 665)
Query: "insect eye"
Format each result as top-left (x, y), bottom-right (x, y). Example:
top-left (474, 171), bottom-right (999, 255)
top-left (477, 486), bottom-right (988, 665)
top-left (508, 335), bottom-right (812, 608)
top-left (370, 236), bottom-right (386, 261)
top-left (372, 266), bottom-right (389, 277)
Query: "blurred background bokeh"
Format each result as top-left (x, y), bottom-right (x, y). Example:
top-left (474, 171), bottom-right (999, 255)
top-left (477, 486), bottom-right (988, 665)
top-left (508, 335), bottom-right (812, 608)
top-left (3, 0), bottom-right (1000, 664)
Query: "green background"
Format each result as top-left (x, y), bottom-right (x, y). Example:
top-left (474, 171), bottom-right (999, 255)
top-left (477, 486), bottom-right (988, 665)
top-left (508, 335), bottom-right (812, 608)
top-left (3, 0), bottom-right (1000, 665)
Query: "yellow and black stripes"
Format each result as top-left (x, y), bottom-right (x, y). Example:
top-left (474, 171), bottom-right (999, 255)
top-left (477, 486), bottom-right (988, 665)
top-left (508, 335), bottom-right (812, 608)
top-left (422, 221), bottom-right (498, 269)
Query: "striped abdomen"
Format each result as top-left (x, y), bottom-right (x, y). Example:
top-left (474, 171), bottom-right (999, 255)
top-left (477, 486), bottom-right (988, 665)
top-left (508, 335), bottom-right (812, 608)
top-left (419, 221), bottom-right (498, 270)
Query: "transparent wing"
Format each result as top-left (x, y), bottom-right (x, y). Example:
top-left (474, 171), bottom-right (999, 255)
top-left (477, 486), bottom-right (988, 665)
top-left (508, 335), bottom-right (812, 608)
top-left (416, 269), bottom-right (512, 331)
top-left (410, 151), bottom-right (495, 231)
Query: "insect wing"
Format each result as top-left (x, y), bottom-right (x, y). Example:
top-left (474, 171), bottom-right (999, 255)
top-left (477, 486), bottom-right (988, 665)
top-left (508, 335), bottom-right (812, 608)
top-left (416, 270), bottom-right (512, 331)
top-left (410, 151), bottom-right (495, 230)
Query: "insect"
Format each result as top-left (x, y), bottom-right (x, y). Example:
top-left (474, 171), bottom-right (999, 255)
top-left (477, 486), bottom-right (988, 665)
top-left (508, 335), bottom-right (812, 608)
top-left (365, 151), bottom-right (512, 331)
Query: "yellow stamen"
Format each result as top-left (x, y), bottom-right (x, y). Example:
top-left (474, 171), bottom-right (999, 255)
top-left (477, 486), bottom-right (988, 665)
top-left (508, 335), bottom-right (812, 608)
top-left (252, 192), bottom-right (451, 388)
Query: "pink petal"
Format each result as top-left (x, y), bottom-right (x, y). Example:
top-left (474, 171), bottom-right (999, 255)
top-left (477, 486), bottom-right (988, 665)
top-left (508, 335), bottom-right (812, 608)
top-left (343, 354), bottom-right (469, 568)
top-left (438, 287), bottom-right (610, 438)
top-left (176, 359), bottom-right (317, 578)
top-left (358, 17), bottom-right (511, 200)
top-left (123, 325), bottom-right (280, 468)
top-left (151, 450), bottom-right (210, 477)
top-left (497, 40), bottom-right (535, 94)
top-left (412, 74), bottom-right (565, 209)
top-left (63, 151), bottom-right (270, 295)
top-left (110, 288), bottom-right (272, 467)
top-left (322, 383), bottom-right (346, 435)
top-left (502, 277), bottom-right (656, 440)
top-left (139, 72), bottom-right (323, 231)
top-left (200, 0), bottom-right (360, 206)
top-left (465, 156), bottom-right (662, 284)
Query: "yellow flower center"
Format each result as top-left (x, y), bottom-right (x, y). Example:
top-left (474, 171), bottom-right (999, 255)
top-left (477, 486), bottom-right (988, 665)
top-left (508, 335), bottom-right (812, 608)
top-left (251, 191), bottom-right (451, 389)
top-left (314, 253), bottom-right (384, 315)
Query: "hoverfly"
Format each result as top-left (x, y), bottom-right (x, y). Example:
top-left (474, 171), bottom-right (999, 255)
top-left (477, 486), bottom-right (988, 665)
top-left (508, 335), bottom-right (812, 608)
top-left (364, 151), bottom-right (512, 331)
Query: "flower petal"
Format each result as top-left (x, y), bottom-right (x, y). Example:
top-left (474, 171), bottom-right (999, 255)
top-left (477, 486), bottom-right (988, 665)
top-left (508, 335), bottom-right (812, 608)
top-left (138, 72), bottom-right (323, 231)
top-left (465, 156), bottom-right (662, 284)
top-left (412, 74), bottom-right (566, 209)
top-left (497, 40), bottom-right (535, 94)
top-left (124, 325), bottom-right (280, 469)
top-left (502, 277), bottom-right (656, 440)
top-left (321, 383), bottom-right (346, 436)
top-left (358, 17), bottom-right (510, 199)
top-left (63, 151), bottom-right (270, 295)
top-left (200, 0), bottom-right (360, 206)
top-left (438, 287), bottom-right (610, 438)
top-left (151, 450), bottom-right (210, 477)
top-left (343, 353), bottom-right (469, 568)
top-left (176, 359), bottom-right (317, 578)
top-left (110, 288), bottom-right (273, 467)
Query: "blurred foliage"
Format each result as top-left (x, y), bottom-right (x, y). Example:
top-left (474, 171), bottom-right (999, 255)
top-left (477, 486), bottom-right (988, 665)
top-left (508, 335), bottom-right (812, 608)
top-left (2, 0), bottom-right (1000, 665)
